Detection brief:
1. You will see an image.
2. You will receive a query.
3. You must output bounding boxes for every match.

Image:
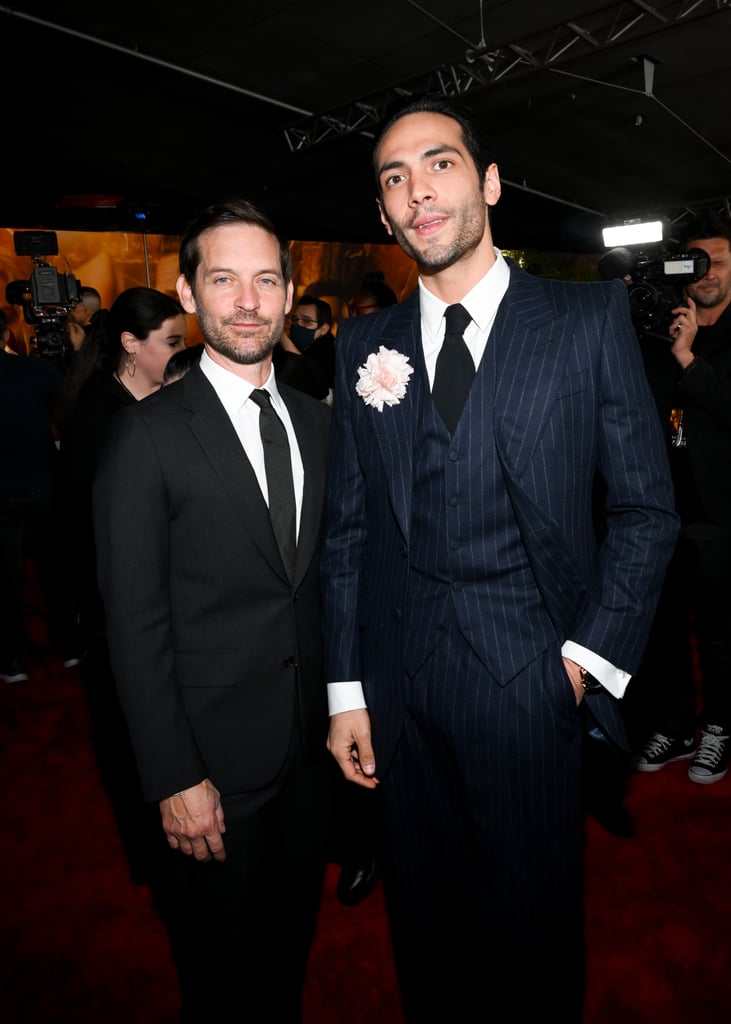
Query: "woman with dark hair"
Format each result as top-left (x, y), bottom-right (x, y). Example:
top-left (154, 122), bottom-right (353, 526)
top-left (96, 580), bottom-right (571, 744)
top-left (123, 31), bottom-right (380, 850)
top-left (58, 287), bottom-right (187, 642)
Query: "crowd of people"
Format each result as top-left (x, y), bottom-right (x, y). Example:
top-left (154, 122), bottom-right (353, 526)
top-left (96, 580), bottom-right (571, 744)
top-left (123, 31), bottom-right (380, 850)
top-left (1, 90), bottom-right (730, 1023)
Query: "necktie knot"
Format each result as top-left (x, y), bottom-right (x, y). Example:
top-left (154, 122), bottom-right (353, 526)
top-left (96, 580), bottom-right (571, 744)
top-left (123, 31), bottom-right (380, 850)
top-left (444, 303), bottom-right (472, 337)
top-left (249, 388), bottom-right (272, 411)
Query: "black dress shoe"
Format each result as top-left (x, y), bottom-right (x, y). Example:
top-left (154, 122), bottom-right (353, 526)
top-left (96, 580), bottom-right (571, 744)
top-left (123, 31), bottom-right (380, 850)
top-left (336, 855), bottom-right (380, 906)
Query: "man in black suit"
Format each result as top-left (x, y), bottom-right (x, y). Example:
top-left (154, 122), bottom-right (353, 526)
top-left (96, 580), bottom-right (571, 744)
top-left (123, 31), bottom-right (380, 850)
top-left (632, 212), bottom-right (731, 785)
top-left (321, 94), bottom-right (679, 1021)
top-left (94, 199), bottom-right (332, 1022)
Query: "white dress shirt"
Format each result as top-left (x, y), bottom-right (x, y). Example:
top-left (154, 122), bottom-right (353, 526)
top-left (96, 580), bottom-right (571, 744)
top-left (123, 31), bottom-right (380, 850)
top-left (199, 349), bottom-right (304, 536)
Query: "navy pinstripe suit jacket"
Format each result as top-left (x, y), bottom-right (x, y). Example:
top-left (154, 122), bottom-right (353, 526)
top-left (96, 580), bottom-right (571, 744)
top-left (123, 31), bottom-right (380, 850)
top-left (322, 261), bottom-right (679, 766)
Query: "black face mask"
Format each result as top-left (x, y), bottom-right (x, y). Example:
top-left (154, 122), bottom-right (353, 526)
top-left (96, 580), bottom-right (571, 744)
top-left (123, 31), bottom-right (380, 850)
top-left (289, 323), bottom-right (318, 352)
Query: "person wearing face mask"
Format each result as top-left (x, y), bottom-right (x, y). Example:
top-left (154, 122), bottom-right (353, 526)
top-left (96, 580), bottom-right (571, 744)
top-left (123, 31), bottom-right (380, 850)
top-left (273, 295), bottom-right (336, 403)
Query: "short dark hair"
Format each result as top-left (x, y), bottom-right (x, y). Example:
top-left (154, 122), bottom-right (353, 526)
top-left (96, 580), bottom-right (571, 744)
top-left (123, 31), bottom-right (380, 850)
top-left (352, 271), bottom-right (398, 310)
top-left (681, 211), bottom-right (731, 249)
top-left (297, 294), bottom-right (332, 326)
top-left (0, 309), bottom-right (7, 336)
top-left (373, 93), bottom-right (491, 197)
top-left (179, 197), bottom-right (292, 286)
top-left (163, 343), bottom-right (204, 383)
top-left (80, 286), bottom-right (102, 305)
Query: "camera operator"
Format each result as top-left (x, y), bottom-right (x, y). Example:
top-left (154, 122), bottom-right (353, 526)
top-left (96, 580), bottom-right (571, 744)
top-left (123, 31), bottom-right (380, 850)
top-left (631, 211), bottom-right (731, 785)
top-left (64, 286), bottom-right (103, 356)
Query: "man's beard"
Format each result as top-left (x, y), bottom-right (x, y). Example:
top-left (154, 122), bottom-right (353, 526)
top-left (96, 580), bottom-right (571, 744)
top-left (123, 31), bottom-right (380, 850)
top-left (195, 306), bottom-right (284, 364)
top-left (388, 193), bottom-right (487, 272)
top-left (688, 282), bottom-right (728, 310)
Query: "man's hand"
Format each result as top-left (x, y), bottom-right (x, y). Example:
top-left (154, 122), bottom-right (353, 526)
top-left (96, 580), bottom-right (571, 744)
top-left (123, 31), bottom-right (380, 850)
top-left (669, 295), bottom-right (698, 367)
top-left (65, 321), bottom-right (87, 352)
top-left (159, 777), bottom-right (227, 862)
top-left (327, 709), bottom-right (379, 789)
top-left (562, 657), bottom-right (585, 707)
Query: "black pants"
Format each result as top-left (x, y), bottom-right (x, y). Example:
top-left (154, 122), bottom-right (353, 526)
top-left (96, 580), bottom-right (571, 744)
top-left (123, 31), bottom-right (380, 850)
top-left (159, 742), bottom-right (332, 1023)
top-left (634, 522), bottom-right (731, 737)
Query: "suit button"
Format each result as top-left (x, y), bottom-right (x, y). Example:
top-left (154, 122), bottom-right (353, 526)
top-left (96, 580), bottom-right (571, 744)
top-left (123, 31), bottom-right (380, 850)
top-left (282, 656), bottom-right (297, 668)
top-left (393, 608), bottom-right (403, 622)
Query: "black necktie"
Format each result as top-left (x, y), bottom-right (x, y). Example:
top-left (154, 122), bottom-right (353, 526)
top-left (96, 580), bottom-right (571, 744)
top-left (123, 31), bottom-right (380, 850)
top-left (249, 389), bottom-right (296, 579)
top-left (431, 303), bottom-right (475, 434)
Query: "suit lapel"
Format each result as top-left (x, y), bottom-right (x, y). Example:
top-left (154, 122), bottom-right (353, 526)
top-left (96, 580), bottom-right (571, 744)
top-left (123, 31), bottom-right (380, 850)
top-left (360, 293), bottom-right (423, 543)
top-left (182, 366), bottom-right (289, 581)
top-left (491, 264), bottom-right (574, 479)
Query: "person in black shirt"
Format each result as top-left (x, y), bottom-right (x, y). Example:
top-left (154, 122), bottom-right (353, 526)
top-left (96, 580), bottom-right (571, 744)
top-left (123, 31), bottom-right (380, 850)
top-left (0, 310), bottom-right (79, 681)
top-left (632, 212), bottom-right (731, 785)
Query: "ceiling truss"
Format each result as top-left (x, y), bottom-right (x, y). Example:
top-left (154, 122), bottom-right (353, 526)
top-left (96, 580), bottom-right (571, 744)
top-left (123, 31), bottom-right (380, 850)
top-left (283, 0), bottom-right (728, 152)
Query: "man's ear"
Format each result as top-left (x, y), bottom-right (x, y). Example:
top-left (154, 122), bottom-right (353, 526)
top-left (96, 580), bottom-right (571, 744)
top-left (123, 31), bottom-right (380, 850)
top-left (176, 273), bottom-right (197, 314)
top-left (377, 199), bottom-right (394, 238)
top-left (483, 163), bottom-right (501, 208)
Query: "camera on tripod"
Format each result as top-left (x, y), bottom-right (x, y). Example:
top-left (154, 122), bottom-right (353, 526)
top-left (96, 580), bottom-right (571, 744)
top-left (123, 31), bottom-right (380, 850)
top-left (597, 221), bottom-right (710, 340)
top-left (5, 231), bottom-right (82, 361)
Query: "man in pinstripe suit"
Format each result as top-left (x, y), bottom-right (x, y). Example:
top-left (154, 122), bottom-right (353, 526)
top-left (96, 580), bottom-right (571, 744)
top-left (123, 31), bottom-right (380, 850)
top-left (321, 94), bottom-right (678, 1022)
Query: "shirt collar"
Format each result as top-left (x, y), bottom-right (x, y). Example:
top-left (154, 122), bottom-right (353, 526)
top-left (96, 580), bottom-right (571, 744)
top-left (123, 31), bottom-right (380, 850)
top-left (418, 248), bottom-right (510, 339)
top-left (199, 347), bottom-right (280, 417)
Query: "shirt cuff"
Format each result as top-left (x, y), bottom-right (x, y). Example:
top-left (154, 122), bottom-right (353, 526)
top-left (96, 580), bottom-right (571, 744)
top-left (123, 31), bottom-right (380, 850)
top-left (327, 680), bottom-right (367, 716)
top-left (561, 641), bottom-right (631, 699)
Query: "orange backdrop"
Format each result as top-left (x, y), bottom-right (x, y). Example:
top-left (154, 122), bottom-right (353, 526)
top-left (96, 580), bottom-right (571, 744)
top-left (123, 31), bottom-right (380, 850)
top-left (0, 228), bottom-right (419, 354)
top-left (1, 227), bottom-right (599, 355)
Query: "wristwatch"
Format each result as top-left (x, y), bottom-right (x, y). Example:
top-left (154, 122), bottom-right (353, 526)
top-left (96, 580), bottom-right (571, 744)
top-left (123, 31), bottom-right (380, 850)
top-left (579, 666), bottom-right (603, 694)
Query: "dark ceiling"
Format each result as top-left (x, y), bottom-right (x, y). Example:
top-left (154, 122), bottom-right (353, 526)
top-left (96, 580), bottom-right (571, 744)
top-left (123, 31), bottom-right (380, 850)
top-left (2, 1), bottom-right (730, 252)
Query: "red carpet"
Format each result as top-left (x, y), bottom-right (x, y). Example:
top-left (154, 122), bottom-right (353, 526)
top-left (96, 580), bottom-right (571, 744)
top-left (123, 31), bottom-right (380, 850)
top-left (2, 614), bottom-right (730, 1022)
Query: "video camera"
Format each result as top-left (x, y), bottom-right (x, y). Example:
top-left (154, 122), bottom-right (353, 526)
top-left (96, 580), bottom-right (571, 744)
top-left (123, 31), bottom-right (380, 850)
top-left (598, 245), bottom-right (710, 341)
top-left (5, 230), bottom-right (82, 362)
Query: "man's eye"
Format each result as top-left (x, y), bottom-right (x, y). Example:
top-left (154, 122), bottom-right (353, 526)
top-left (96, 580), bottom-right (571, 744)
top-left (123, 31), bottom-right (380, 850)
top-left (384, 173), bottom-right (405, 188)
top-left (434, 159), bottom-right (452, 171)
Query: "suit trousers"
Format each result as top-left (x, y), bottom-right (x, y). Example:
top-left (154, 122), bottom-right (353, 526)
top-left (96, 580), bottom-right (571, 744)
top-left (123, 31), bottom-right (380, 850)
top-left (379, 624), bottom-right (585, 1023)
top-left (158, 735), bottom-right (332, 1023)
top-left (633, 522), bottom-right (731, 737)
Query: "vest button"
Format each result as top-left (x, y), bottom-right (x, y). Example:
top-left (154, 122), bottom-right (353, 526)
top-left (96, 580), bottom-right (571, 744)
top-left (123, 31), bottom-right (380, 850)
top-left (282, 656), bottom-right (297, 668)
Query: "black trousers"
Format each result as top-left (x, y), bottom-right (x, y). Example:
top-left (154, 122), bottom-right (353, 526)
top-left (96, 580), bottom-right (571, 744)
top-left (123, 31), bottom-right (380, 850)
top-left (379, 629), bottom-right (585, 1023)
top-left (0, 487), bottom-right (76, 662)
top-left (158, 740), bottom-right (332, 1023)
top-left (635, 522), bottom-right (731, 737)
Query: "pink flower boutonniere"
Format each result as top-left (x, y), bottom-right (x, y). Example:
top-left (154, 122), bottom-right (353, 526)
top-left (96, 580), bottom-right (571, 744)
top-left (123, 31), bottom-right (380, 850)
top-left (355, 346), bottom-right (414, 412)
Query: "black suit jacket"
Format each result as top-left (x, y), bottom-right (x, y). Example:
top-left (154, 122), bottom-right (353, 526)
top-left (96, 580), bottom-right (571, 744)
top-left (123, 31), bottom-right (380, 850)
top-left (93, 364), bottom-right (331, 803)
